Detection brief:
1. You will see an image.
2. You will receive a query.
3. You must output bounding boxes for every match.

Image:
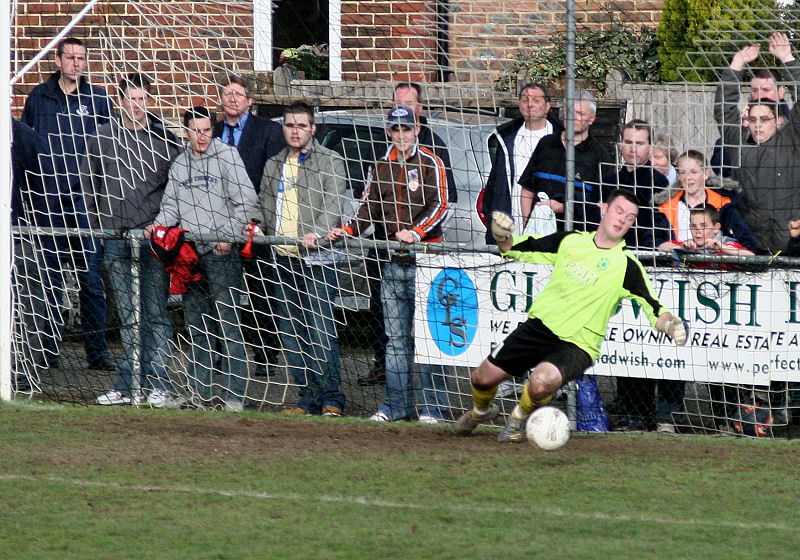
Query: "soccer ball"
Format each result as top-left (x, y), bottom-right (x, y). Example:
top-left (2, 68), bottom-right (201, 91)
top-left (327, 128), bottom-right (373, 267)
top-left (732, 403), bottom-right (774, 437)
top-left (525, 406), bottom-right (571, 450)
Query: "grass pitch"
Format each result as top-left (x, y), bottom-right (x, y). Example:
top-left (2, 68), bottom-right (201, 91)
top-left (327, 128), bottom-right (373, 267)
top-left (1, 400), bottom-right (799, 559)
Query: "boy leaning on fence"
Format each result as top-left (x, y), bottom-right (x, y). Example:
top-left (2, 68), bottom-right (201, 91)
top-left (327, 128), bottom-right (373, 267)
top-left (148, 105), bottom-right (259, 411)
top-left (259, 101), bottom-right (348, 417)
top-left (326, 105), bottom-right (451, 424)
top-left (452, 190), bottom-right (687, 443)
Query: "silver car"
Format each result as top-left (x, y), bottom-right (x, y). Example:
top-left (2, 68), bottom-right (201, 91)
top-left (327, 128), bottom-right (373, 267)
top-left (312, 110), bottom-right (505, 310)
top-left (314, 109), bottom-right (506, 246)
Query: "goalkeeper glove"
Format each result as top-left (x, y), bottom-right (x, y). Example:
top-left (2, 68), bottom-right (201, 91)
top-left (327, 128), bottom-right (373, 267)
top-left (491, 211), bottom-right (514, 243)
top-left (665, 317), bottom-right (687, 346)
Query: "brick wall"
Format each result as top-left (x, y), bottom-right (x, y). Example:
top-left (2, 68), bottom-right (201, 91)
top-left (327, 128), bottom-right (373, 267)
top-left (12, 1), bottom-right (255, 122)
top-left (339, 0), bottom-right (664, 82)
top-left (12, 0), bottom-right (664, 113)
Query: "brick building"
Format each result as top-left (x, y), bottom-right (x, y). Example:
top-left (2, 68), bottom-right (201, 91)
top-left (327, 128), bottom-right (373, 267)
top-left (11, 0), bottom-right (664, 117)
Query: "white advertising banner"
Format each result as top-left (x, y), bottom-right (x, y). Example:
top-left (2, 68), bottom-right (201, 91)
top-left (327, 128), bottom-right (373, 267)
top-left (413, 253), bottom-right (800, 386)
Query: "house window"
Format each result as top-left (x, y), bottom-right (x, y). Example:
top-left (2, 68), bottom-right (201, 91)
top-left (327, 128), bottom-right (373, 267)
top-left (253, 0), bottom-right (341, 80)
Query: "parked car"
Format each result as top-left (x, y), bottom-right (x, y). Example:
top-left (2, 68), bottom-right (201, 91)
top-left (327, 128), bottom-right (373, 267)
top-left (314, 109), bottom-right (505, 245)
top-left (312, 109), bottom-right (507, 309)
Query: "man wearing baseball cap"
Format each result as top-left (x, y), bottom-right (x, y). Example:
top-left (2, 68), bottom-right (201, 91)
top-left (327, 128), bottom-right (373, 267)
top-left (326, 105), bottom-right (451, 423)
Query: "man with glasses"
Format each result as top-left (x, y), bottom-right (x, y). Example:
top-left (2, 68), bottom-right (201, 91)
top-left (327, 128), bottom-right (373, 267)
top-left (711, 66), bottom-right (790, 178)
top-left (214, 74), bottom-right (285, 190)
top-left (715, 32), bottom-right (800, 253)
top-left (213, 74), bottom-right (285, 375)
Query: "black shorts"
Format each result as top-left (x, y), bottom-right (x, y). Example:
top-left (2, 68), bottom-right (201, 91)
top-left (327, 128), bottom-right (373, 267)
top-left (487, 317), bottom-right (592, 384)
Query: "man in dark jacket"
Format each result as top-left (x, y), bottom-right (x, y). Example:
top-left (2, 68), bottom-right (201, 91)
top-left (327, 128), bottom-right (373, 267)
top-left (213, 74), bottom-right (285, 191)
top-left (520, 89), bottom-right (611, 233)
top-left (482, 83), bottom-right (562, 244)
top-left (21, 37), bottom-right (114, 371)
top-left (81, 73), bottom-right (182, 407)
top-left (213, 73), bottom-right (285, 373)
top-left (11, 119), bottom-right (60, 391)
top-left (600, 119), bottom-right (671, 251)
top-left (715, 33), bottom-right (800, 253)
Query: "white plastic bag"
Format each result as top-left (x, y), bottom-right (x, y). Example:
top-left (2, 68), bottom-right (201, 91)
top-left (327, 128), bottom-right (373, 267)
top-left (522, 192), bottom-right (557, 237)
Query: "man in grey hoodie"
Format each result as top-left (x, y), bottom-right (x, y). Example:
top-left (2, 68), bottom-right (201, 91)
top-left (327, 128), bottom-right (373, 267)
top-left (151, 106), bottom-right (260, 411)
top-left (82, 73), bottom-right (181, 407)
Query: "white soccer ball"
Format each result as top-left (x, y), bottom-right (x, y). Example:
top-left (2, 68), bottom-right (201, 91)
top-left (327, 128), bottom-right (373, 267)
top-left (525, 406), bottom-right (570, 451)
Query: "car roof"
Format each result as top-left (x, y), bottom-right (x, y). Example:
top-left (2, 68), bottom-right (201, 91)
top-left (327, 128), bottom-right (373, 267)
top-left (315, 109), bottom-right (506, 132)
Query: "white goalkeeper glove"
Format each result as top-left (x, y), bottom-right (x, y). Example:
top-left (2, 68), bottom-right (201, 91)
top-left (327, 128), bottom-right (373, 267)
top-left (665, 317), bottom-right (687, 346)
top-left (491, 211), bottom-right (514, 243)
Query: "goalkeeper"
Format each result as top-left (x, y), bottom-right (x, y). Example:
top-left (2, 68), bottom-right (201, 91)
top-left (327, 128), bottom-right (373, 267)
top-left (453, 189), bottom-right (688, 443)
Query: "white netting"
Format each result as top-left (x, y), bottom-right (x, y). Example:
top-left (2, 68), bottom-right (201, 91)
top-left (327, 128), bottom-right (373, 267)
top-left (8, 0), bottom-right (800, 436)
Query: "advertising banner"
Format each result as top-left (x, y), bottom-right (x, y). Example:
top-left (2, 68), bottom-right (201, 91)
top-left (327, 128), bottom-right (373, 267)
top-left (414, 253), bottom-right (800, 386)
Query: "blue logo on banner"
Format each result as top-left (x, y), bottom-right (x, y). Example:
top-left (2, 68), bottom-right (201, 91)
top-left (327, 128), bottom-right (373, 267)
top-left (426, 268), bottom-right (478, 355)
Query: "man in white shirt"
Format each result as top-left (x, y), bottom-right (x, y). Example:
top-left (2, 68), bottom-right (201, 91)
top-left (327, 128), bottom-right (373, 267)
top-left (481, 83), bottom-right (560, 243)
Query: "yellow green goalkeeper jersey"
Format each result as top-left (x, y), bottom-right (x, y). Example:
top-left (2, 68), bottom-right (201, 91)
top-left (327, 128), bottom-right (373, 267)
top-left (502, 230), bottom-right (668, 360)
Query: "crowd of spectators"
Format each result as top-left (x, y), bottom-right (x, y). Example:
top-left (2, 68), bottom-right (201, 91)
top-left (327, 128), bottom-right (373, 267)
top-left (10, 33), bottom-right (800, 431)
top-left (481, 32), bottom-right (800, 433)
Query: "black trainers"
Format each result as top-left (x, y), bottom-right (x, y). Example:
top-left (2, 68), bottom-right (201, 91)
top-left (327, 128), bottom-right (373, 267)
top-left (88, 356), bottom-right (116, 371)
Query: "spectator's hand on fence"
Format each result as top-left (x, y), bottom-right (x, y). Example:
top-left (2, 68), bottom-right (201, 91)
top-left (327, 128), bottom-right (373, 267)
top-left (301, 232), bottom-right (320, 249)
top-left (214, 241), bottom-right (232, 255)
top-left (490, 211), bottom-right (513, 243)
top-left (242, 221), bottom-right (264, 236)
top-left (769, 32), bottom-right (795, 64)
top-left (705, 237), bottom-right (723, 251)
top-left (681, 239), bottom-right (699, 251)
top-left (325, 227), bottom-right (348, 241)
top-left (144, 223), bottom-right (158, 239)
top-left (395, 229), bottom-right (416, 245)
top-left (731, 44), bottom-right (760, 71)
top-left (790, 220), bottom-right (800, 238)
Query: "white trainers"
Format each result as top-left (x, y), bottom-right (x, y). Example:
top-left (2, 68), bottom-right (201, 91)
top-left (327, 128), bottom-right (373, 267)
top-left (418, 414), bottom-right (442, 424)
top-left (657, 422), bottom-right (676, 434)
top-left (147, 389), bottom-right (186, 410)
top-left (96, 389), bottom-right (133, 406)
top-left (369, 411), bottom-right (391, 422)
top-left (222, 398), bottom-right (244, 412)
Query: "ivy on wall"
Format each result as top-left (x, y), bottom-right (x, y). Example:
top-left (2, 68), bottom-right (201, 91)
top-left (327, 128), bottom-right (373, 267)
top-left (497, 18), bottom-right (660, 93)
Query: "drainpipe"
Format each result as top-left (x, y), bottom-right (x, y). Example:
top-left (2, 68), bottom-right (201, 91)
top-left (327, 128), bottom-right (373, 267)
top-left (436, 0), bottom-right (452, 82)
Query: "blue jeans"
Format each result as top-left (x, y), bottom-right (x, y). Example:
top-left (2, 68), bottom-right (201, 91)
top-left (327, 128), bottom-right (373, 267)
top-left (183, 251), bottom-right (248, 405)
top-left (13, 238), bottom-right (60, 374)
top-left (378, 261), bottom-right (450, 420)
top-left (271, 256), bottom-right (344, 413)
top-left (41, 204), bottom-right (108, 363)
top-left (104, 239), bottom-right (173, 394)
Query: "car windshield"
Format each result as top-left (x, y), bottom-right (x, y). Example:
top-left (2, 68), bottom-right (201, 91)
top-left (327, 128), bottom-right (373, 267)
top-left (315, 123), bottom-right (390, 199)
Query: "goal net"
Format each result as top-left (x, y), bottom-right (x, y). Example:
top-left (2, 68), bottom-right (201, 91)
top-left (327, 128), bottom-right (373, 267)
top-left (8, 0), bottom-right (800, 437)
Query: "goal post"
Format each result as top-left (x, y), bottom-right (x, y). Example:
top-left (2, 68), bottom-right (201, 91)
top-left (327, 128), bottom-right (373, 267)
top-left (1, 0), bottom-right (12, 403)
